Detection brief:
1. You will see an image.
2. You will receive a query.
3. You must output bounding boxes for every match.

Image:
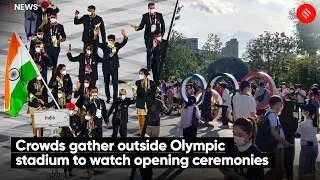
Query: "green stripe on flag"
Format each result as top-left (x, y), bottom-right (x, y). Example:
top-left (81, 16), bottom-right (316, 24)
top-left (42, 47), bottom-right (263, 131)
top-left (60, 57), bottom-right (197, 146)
top-left (5, 61), bottom-right (38, 117)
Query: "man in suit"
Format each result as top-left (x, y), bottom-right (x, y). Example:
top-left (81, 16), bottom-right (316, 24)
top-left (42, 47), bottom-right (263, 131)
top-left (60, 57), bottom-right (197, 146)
top-left (93, 29), bottom-right (128, 103)
top-left (42, 12), bottom-right (66, 76)
top-left (83, 87), bottom-right (110, 135)
top-left (147, 29), bottom-right (164, 84)
top-left (107, 89), bottom-right (136, 138)
top-left (74, 5), bottom-right (106, 53)
top-left (130, 2), bottom-right (165, 71)
top-left (67, 43), bottom-right (111, 87)
top-left (30, 40), bottom-right (52, 103)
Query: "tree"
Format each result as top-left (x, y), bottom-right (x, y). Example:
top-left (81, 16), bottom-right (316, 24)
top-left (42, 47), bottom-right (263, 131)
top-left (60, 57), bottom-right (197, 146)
top-left (286, 55), bottom-right (320, 88)
top-left (200, 34), bottom-right (223, 78)
top-left (288, 0), bottom-right (320, 55)
top-left (242, 31), bottom-right (297, 82)
top-left (206, 57), bottom-right (249, 82)
top-left (160, 30), bottom-right (199, 81)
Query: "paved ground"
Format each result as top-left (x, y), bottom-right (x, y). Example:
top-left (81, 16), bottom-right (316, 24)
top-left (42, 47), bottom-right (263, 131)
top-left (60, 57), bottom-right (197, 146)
top-left (0, 0), bottom-right (319, 179)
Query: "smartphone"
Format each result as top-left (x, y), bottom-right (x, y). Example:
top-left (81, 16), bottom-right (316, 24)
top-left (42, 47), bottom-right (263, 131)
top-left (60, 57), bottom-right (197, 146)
top-left (69, 44), bottom-right (71, 48)
top-left (76, 10), bottom-right (79, 14)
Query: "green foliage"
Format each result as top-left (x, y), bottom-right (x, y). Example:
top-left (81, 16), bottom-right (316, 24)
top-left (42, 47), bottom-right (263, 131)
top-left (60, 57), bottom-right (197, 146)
top-left (160, 30), bottom-right (199, 81)
top-left (289, 0), bottom-right (320, 55)
top-left (242, 31), bottom-right (297, 83)
top-left (200, 34), bottom-right (223, 72)
top-left (206, 57), bottom-right (249, 81)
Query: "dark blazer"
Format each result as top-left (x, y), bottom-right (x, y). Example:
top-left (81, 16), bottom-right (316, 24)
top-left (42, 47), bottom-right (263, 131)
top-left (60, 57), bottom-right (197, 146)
top-left (94, 37), bottom-right (128, 71)
top-left (42, 23), bottom-right (66, 47)
top-left (74, 86), bottom-right (90, 108)
top-left (135, 79), bottom-right (156, 109)
top-left (61, 114), bottom-right (82, 137)
top-left (80, 119), bottom-right (102, 137)
top-left (48, 74), bottom-right (73, 99)
top-left (147, 39), bottom-right (164, 60)
top-left (137, 12), bottom-right (165, 40)
top-left (27, 79), bottom-right (55, 108)
top-left (83, 98), bottom-right (109, 124)
top-left (74, 15), bottom-right (106, 44)
top-left (67, 53), bottom-right (111, 82)
top-left (107, 97), bottom-right (136, 124)
top-left (30, 51), bottom-right (52, 78)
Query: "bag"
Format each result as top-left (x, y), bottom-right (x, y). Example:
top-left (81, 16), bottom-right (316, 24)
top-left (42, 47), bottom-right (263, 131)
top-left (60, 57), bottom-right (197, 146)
top-left (256, 112), bottom-right (279, 152)
top-left (256, 89), bottom-right (266, 102)
top-left (192, 107), bottom-right (199, 128)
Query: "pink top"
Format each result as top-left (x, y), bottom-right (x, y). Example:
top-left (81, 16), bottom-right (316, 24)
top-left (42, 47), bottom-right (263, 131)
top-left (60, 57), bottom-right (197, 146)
top-left (180, 106), bottom-right (200, 129)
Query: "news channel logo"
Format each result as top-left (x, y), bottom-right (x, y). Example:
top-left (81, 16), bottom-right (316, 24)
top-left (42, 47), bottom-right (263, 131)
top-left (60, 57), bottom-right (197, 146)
top-left (296, 4), bottom-right (316, 24)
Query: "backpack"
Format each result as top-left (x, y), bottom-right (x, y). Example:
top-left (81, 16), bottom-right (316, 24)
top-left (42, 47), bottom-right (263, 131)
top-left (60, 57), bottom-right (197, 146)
top-left (255, 112), bottom-right (279, 152)
top-left (256, 89), bottom-right (266, 102)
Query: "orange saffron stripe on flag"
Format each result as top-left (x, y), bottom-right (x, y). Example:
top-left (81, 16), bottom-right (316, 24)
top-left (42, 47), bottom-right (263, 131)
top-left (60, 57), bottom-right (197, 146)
top-left (4, 33), bottom-right (20, 110)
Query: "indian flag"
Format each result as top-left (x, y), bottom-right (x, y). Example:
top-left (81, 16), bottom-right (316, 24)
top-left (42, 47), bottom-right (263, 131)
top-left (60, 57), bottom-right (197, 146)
top-left (4, 32), bottom-right (39, 117)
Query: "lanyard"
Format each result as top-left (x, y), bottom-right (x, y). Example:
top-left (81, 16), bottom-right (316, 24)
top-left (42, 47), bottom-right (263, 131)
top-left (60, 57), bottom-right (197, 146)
top-left (149, 13), bottom-right (157, 24)
top-left (50, 23), bottom-right (58, 36)
top-left (85, 55), bottom-right (92, 65)
top-left (34, 53), bottom-right (43, 62)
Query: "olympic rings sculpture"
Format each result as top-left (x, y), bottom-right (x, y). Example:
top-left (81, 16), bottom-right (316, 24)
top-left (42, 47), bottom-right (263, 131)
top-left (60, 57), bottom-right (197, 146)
top-left (180, 72), bottom-right (277, 116)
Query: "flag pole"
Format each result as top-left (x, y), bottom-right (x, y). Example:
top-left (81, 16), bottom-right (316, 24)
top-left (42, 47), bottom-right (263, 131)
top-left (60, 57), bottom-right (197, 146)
top-left (15, 32), bottom-right (75, 137)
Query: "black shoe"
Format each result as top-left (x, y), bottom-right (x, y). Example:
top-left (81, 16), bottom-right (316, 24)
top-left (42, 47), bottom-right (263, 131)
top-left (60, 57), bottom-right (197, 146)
top-left (106, 99), bottom-right (110, 103)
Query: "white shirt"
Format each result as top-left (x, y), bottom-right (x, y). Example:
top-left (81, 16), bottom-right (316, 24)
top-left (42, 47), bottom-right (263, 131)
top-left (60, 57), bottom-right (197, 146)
top-left (222, 88), bottom-right (231, 107)
top-left (296, 89), bottom-right (306, 103)
top-left (297, 119), bottom-right (318, 146)
top-left (228, 94), bottom-right (256, 120)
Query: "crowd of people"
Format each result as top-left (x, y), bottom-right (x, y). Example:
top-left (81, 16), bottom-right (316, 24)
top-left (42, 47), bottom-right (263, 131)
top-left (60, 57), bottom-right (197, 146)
top-left (21, 0), bottom-right (319, 180)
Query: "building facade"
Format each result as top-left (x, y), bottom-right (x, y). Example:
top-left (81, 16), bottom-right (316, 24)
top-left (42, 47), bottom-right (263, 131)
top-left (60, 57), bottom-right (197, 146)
top-left (221, 38), bottom-right (239, 58)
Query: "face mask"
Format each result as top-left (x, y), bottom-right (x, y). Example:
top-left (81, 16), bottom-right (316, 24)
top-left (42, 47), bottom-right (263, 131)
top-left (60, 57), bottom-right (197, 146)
top-left (86, 11), bottom-right (92, 16)
top-left (297, 88), bottom-right (301, 91)
top-left (107, 42), bottom-right (114, 48)
top-left (85, 115), bottom-right (91, 120)
top-left (69, 110), bottom-right (75, 116)
top-left (282, 86), bottom-right (286, 89)
top-left (121, 95), bottom-right (126, 100)
top-left (150, 9), bottom-right (156, 14)
top-left (50, 18), bottom-right (57, 23)
top-left (139, 74), bottom-right (144, 80)
top-left (58, 93), bottom-right (63, 98)
top-left (234, 136), bottom-right (246, 146)
top-left (61, 70), bottom-right (67, 75)
top-left (290, 90), bottom-right (294, 93)
top-left (156, 37), bottom-right (162, 41)
top-left (42, 7), bottom-right (46, 12)
top-left (86, 50), bottom-right (92, 55)
top-left (37, 76), bottom-right (42, 80)
top-left (84, 83), bottom-right (90, 88)
top-left (37, 35), bottom-right (43, 39)
top-left (35, 47), bottom-right (41, 53)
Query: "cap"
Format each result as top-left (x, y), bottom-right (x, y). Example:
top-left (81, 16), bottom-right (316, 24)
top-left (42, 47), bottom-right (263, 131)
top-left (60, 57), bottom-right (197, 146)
top-left (66, 103), bottom-right (76, 110)
top-left (301, 104), bottom-right (317, 115)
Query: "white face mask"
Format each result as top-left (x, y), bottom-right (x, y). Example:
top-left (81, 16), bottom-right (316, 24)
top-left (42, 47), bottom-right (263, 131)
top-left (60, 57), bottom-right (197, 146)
top-left (290, 90), bottom-right (294, 93)
top-left (37, 35), bottom-right (43, 39)
top-left (35, 47), bottom-right (41, 53)
top-left (37, 76), bottom-right (42, 80)
top-left (50, 18), bottom-right (57, 23)
top-left (150, 9), bottom-right (156, 14)
top-left (85, 115), bottom-right (91, 120)
top-left (86, 11), bottom-right (92, 16)
top-left (156, 37), bottom-right (162, 41)
top-left (139, 74), bottom-right (144, 80)
top-left (69, 110), bottom-right (75, 116)
top-left (86, 50), bottom-right (92, 55)
top-left (121, 95), bottom-right (126, 100)
top-left (58, 93), bottom-right (63, 98)
top-left (84, 83), bottom-right (90, 88)
top-left (234, 136), bottom-right (247, 146)
top-left (42, 7), bottom-right (46, 12)
top-left (61, 70), bottom-right (67, 75)
top-left (297, 88), bottom-right (301, 91)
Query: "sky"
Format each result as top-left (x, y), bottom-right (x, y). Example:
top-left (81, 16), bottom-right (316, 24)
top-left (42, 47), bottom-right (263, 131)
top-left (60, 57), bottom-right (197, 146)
top-left (174, 0), bottom-right (298, 57)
